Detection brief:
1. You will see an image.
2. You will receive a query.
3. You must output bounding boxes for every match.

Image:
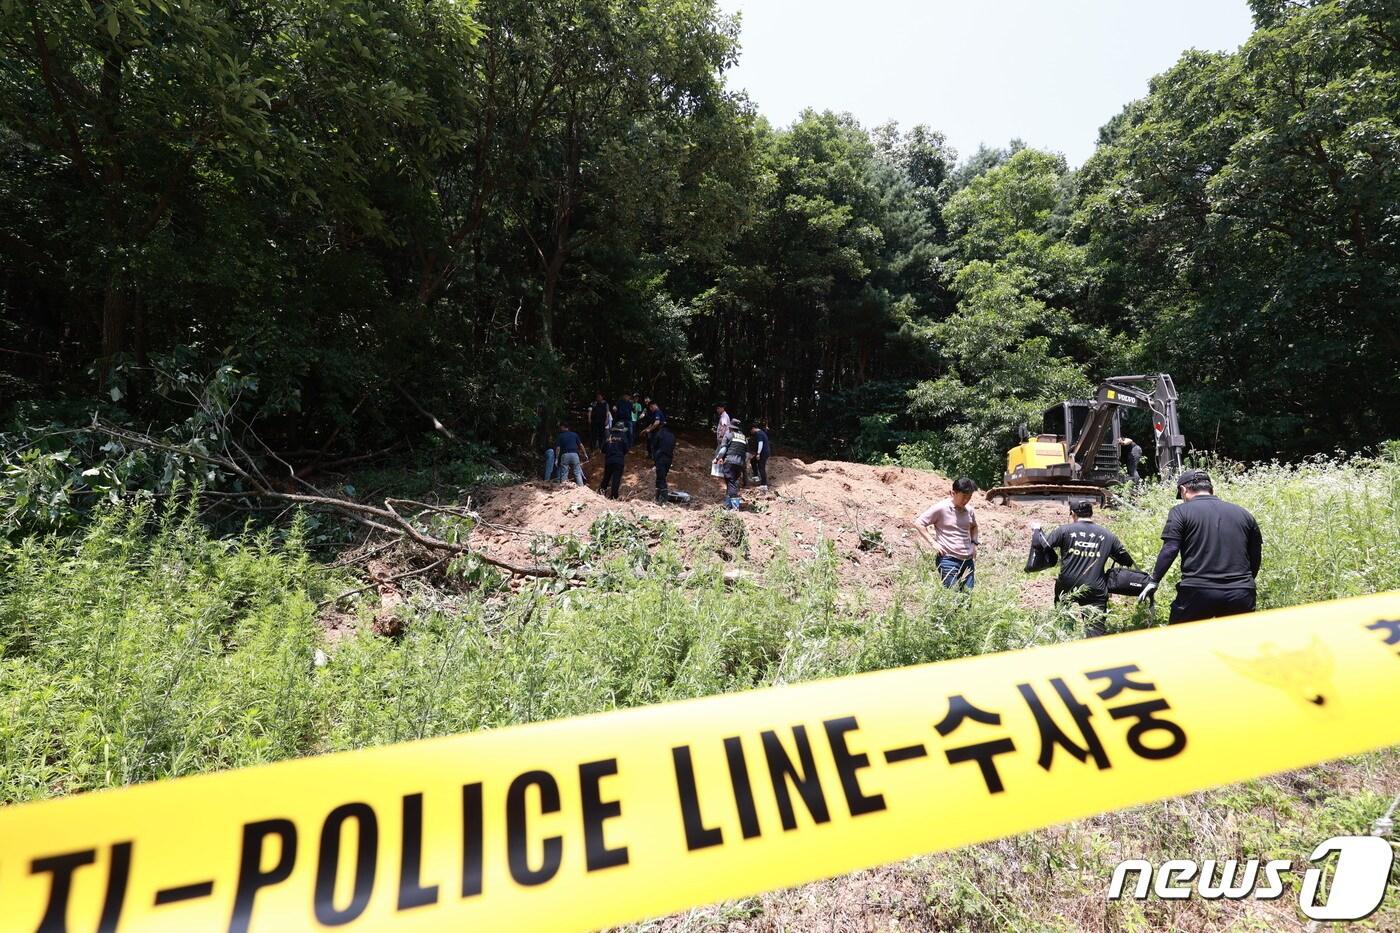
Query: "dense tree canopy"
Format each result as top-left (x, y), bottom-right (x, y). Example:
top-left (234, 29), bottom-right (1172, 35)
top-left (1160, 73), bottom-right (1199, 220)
top-left (3, 0), bottom-right (1397, 483)
top-left (1075, 0), bottom-right (1400, 459)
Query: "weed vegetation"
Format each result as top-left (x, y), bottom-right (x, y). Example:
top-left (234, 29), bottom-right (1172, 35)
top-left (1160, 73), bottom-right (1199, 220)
top-left (2, 453), bottom-right (1397, 928)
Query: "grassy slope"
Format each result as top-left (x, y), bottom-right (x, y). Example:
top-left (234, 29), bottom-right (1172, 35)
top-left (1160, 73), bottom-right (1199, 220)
top-left (1, 455), bottom-right (1397, 930)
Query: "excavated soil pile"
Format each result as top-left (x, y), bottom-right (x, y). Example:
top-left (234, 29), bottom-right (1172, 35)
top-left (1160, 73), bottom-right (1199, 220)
top-left (472, 432), bottom-right (1069, 598)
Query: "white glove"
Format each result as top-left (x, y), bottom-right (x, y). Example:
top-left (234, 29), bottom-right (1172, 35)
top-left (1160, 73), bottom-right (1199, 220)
top-left (1137, 581), bottom-right (1158, 604)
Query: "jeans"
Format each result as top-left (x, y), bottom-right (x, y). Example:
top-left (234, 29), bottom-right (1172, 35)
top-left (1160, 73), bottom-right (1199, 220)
top-left (557, 451), bottom-right (584, 485)
top-left (937, 555), bottom-right (975, 591)
top-left (542, 448), bottom-right (556, 481)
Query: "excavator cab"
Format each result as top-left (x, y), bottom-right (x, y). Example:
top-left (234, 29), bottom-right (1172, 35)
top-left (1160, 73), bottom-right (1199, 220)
top-left (1046, 400), bottom-right (1124, 483)
top-left (1003, 433), bottom-right (1073, 486)
top-left (987, 374), bottom-right (1185, 506)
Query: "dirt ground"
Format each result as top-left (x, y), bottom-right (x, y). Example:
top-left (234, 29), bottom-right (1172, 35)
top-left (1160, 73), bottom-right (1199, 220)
top-left (470, 431), bottom-right (1070, 599)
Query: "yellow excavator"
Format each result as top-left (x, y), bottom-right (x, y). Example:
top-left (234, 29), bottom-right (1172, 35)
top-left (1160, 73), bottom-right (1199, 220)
top-left (986, 374), bottom-right (1186, 506)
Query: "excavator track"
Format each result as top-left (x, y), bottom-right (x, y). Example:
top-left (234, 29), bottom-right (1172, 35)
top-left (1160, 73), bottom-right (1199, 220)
top-left (984, 484), bottom-right (1109, 507)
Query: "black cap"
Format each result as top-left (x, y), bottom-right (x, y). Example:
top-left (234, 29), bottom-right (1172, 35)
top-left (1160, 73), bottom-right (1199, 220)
top-left (1176, 469), bottom-right (1211, 498)
top-left (1069, 498), bottom-right (1094, 517)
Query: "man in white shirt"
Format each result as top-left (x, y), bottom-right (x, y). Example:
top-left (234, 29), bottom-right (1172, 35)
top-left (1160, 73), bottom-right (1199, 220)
top-left (711, 403), bottom-right (732, 480)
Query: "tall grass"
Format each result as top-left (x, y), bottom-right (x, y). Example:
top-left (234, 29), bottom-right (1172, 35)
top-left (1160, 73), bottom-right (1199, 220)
top-left (1, 454), bottom-right (1397, 805)
top-left (0, 500), bottom-right (320, 802)
top-left (1111, 452), bottom-right (1400, 611)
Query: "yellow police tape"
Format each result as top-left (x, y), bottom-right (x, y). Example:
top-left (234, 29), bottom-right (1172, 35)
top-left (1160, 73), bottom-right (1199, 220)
top-left (2, 592), bottom-right (1398, 932)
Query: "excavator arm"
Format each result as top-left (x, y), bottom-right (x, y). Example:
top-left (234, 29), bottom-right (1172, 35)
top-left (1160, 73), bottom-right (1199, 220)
top-left (988, 373), bottom-right (1187, 506)
top-left (1066, 374), bottom-right (1185, 479)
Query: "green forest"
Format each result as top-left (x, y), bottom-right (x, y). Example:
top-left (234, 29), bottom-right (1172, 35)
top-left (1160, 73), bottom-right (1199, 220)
top-left (4, 0), bottom-right (1397, 492)
top-left (3, 3), bottom-right (1400, 928)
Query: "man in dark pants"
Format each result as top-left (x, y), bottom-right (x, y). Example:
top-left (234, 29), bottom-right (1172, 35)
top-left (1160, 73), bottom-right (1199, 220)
top-left (653, 423), bottom-right (676, 504)
top-left (1030, 499), bottom-right (1134, 637)
top-left (749, 423), bottom-right (770, 490)
top-left (715, 420), bottom-right (748, 509)
top-left (640, 400), bottom-right (667, 459)
top-left (635, 397), bottom-right (654, 452)
top-left (1140, 470), bottom-right (1262, 623)
top-left (1119, 437), bottom-right (1143, 482)
top-left (598, 426), bottom-right (629, 499)
top-left (589, 392), bottom-right (610, 455)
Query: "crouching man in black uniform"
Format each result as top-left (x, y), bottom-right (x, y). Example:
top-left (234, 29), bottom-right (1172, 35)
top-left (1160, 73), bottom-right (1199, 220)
top-left (1031, 499), bottom-right (1134, 637)
top-left (1140, 469), bottom-right (1263, 623)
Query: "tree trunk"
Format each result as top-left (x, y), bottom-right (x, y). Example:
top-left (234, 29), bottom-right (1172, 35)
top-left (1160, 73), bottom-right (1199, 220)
top-left (100, 270), bottom-right (128, 382)
top-left (540, 251), bottom-right (566, 352)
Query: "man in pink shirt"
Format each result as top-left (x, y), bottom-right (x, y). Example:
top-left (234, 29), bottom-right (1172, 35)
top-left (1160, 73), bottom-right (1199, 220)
top-left (912, 476), bottom-right (981, 590)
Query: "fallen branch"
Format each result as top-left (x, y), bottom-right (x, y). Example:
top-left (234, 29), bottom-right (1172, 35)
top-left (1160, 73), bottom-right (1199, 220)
top-left (327, 537), bottom-right (402, 570)
top-left (90, 418), bottom-right (558, 578)
top-left (317, 557), bottom-right (448, 610)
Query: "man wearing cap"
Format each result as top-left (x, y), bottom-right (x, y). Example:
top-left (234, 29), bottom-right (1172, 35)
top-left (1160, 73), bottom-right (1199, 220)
top-left (598, 425), bottom-right (630, 500)
top-left (715, 420), bottom-right (748, 510)
top-left (1140, 470), bottom-right (1263, 623)
top-left (640, 399), bottom-right (667, 459)
top-left (1030, 499), bottom-right (1134, 637)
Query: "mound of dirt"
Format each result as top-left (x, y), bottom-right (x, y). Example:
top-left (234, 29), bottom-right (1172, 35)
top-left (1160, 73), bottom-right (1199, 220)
top-left (471, 432), bottom-right (1069, 600)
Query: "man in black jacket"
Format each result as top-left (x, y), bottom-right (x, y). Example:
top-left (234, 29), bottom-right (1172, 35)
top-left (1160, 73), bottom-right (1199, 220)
top-left (1140, 470), bottom-right (1263, 623)
top-left (715, 420), bottom-right (748, 509)
top-left (1030, 499), bottom-right (1134, 637)
top-left (652, 424), bottom-right (676, 504)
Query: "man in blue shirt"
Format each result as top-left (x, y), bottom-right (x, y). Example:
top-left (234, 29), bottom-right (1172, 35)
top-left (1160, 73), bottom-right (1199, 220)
top-left (749, 423), bottom-right (770, 489)
top-left (598, 426), bottom-right (629, 499)
top-left (553, 422), bottom-right (585, 486)
top-left (640, 400), bottom-right (667, 459)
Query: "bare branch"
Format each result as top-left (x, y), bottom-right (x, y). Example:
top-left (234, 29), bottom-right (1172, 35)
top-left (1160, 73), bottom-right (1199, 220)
top-left (317, 557), bottom-right (448, 610)
top-left (87, 418), bottom-right (558, 578)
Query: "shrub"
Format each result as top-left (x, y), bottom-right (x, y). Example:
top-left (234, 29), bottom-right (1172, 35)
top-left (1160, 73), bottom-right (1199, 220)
top-left (0, 499), bottom-right (322, 801)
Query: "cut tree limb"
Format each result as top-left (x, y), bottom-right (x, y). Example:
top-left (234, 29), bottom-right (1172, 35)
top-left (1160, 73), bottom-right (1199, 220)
top-left (90, 419), bottom-right (558, 578)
